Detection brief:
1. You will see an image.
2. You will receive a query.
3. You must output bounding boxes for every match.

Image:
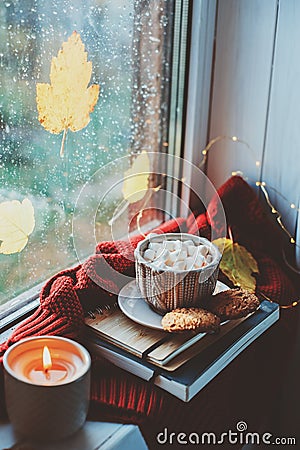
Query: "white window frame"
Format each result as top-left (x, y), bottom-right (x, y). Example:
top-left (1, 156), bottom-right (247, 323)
top-left (180, 0), bottom-right (217, 216)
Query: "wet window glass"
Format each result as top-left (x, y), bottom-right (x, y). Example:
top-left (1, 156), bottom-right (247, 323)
top-left (0, 0), bottom-right (175, 309)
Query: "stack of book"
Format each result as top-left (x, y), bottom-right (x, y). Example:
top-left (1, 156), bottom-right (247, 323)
top-left (83, 290), bottom-right (279, 402)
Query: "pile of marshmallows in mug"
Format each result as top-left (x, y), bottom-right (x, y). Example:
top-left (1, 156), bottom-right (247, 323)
top-left (142, 237), bottom-right (214, 271)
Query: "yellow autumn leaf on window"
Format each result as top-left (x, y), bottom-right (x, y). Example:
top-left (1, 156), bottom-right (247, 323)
top-left (0, 199), bottom-right (35, 254)
top-left (122, 151), bottom-right (150, 203)
top-left (36, 31), bottom-right (100, 156)
top-left (213, 238), bottom-right (259, 292)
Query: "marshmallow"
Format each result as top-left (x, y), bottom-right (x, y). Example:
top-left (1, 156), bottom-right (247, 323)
top-left (173, 260), bottom-right (186, 271)
top-left (143, 248), bottom-right (156, 261)
top-left (165, 252), bottom-right (179, 266)
top-left (162, 249), bottom-right (171, 261)
top-left (195, 254), bottom-right (205, 267)
top-left (174, 240), bottom-right (183, 251)
top-left (183, 239), bottom-right (194, 247)
top-left (144, 237), bottom-right (214, 271)
top-left (185, 257), bottom-right (195, 270)
top-left (176, 249), bottom-right (187, 261)
top-left (206, 254), bottom-right (213, 264)
top-left (164, 240), bottom-right (177, 251)
top-left (198, 245), bottom-right (209, 257)
top-left (149, 242), bottom-right (161, 253)
top-left (154, 249), bottom-right (170, 263)
top-left (186, 245), bottom-right (196, 256)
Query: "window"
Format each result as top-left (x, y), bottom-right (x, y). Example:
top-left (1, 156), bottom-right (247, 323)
top-left (0, 0), bottom-right (191, 313)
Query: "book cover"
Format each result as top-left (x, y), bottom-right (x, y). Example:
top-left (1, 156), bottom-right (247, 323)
top-left (85, 303), bottom-right (253, 369)
top-left (85, 279), bottom-right (257, 368)
top-left (85, 305), bottom-right (223, 366)
top-left (84, 300), bottom-right (279, 401)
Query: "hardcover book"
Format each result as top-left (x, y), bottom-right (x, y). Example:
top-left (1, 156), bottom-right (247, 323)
top-left (84, 298), bottom-right (279, 401)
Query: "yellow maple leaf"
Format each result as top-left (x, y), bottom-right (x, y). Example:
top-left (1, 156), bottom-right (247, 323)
top-left (36, 31), bottom-right (100, 156)
top-left (0, 199), bottom-right (35, 254)
top-left (122, 151), bottom-right (150, 203)
top-left (213, 238), bottom-right (259, 292)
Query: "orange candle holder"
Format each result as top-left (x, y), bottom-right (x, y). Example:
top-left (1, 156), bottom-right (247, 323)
top-left (3, 336), bottom-right (91, 441)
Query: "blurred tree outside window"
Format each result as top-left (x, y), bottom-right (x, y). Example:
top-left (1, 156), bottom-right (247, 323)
top-left (0, 0), bottom-right (181, 310)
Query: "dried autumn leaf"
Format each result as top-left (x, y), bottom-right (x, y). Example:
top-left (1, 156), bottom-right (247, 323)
top-left (213, 238), bottom-right (259, 292)
top-left (36, 31), bottom-right (100, 156)
top-left (0, 199), bottom-right (35, 254)
top-left (122, 151), bottom-right (150, 203)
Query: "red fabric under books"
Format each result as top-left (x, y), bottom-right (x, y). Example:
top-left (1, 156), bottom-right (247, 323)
top-left (0, 176), bottom-right (299, 444)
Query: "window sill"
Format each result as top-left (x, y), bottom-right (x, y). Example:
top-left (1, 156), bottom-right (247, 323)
top-left (0, 420), bottom-right (148, 450)
top-left (0, 284), bottom-right (41, 334)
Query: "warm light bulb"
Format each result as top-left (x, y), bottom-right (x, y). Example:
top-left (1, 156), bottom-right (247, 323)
top-left (43, 346), bottom-right (52, 372)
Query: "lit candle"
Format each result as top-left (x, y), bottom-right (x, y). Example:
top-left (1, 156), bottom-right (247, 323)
top-left (21, 344), bottom-right (68, 384)
top-left (3, 336), bottom-right (91, 441)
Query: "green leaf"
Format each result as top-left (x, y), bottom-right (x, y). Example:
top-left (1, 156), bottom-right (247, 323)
top-left (213, 238), bottom-right (259, 292)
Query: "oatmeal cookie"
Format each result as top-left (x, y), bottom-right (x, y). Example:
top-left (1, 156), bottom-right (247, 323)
top-left (161, 307), bottom-right (220, 333)
top-left (208, 288), bottom-right (260, 320)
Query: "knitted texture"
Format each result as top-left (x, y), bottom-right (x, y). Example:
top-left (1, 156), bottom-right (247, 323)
top-left (0, 176), bottom-right (299, 442)
top-left (0, 217), bottom-right (185, 358)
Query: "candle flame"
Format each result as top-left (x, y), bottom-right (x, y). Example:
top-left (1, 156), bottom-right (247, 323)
top-left (43, 346), bottom-right (52, 372)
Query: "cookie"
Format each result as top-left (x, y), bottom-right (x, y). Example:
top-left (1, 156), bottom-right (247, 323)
top-left (207, 288), bottom-right (260, 320)
top-left (161, 307), bottom-right (220, 333)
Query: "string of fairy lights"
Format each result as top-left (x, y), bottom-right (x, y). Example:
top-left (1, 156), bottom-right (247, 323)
top-left (198, 135), bottom-right (300, 309)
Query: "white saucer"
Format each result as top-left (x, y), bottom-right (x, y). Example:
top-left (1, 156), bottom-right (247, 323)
top-left (118, 280), bottom-right (229, 330)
